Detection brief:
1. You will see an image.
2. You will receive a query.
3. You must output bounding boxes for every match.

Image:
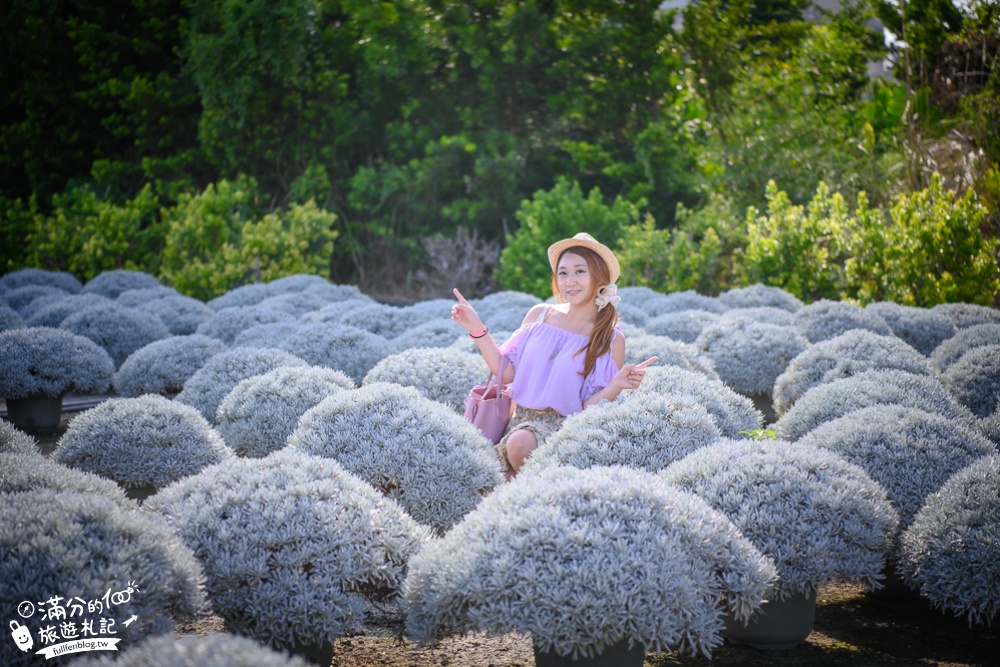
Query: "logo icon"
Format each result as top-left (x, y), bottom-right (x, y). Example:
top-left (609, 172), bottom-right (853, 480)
top-left (10, 620), bottom-right (33, 652)
top-left (17, 601), bottom-right (34, 619)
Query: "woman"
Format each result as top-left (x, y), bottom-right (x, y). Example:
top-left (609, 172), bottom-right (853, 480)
top-left (452, 232), bottom-right (656, 479)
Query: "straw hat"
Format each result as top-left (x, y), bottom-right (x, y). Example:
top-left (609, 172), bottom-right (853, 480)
top-left (547, 233), bottom-right (621, 284)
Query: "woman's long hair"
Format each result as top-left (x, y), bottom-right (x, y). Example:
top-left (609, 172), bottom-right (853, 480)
top-left (550, 246), bottom-right (619, 379)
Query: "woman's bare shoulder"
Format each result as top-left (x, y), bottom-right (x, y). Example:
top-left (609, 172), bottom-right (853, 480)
top-left (521, 303), bottom-right (550, 327)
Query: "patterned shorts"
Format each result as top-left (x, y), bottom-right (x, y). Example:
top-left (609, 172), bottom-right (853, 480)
top-left (494, 406), bottom-right (566, 474)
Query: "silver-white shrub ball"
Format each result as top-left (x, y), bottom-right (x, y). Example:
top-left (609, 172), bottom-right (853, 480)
top-left (403, 465), bottom-right (777, 660)
top-left (865, 301), bottom-right (956, 356)
top-left (0, 491), bottom-right (205, 667)
top-left (115, 334), bottom-right (227, 397)
top-left (362, 347), bottom-right (487, 412)
top-left (0, 303), bottom-right (24, 331)
top-left (230, 322), bottom-right (303, 348)
top-left (145, 449), bottom-right (430, 652)
top-left (82, 269), bottom-right (162, 298)
top-left (1, 284), bottom-right (70, 316)
top-left (930, 302), bottom-right (1000, 329)
top-left (626, 334), bottom-right (720, 380)
top-left (174, 347), bottom-right (309, 424)
top-left (772, 330), bottom-right (930, 416)
top-left (0, 267), bottom-right (82, 294)
top-left (297, 298), bottom-right (379, 325)
top-left (644, 309), bottom-right (721, 343)
top-left (0, 447), bottom-right (132, 507)
top-left (471, 291), bottom-right (543, 331)
top-left (695, 317), bottom-right (808, 396)
top-left (647, 290), bottom-right (729, 316)
top-left (195, 305), bottom-right (297, 344)
top-left (897, 455), bottom-right (1000, 626)
top-left (793, 299), bottom-right (892, 343)
top-left (273, 322), bottom-right (392, 383)
top-left (114, 285), bottom-right (181, 307)
top-left (940, 345), bottom-right (1000, 418)
top-left (216, 365), bottom-right (355, 457)
top-left (773, 369), bottom-right (978, 441)
top-left (626, 365), bottom-right (762, 438)
top-left (930, 322), bottom-right (1000, 373)
top-left (391, 319), bottom-right (466, 352)
top-left (70, 632), bottom-right (314, 667)
top-left (330, 301), bottom-right (427, 339)
top-left (0, 420), bottom-right (36, 454)
top-left (524, 393), bottom-right (720, 473)
top-left (135, 294), bottom-right (214, 335)
top-left (797, 405), bottom-right (996, 550)
top-left (0, 326), bottom-right (115, 399)
top-left (54, 395), bottom-right (233, 489)
top-left (258, 291), bottom-right (338, 317)
top-left (288, 382), bottom-right (503, 533)
top-left (662, 439), bottom-right (899, 600)
top-left (719, 306), bottom-right (795, 326)
top-left (23, 293), bottom-right (115, 327)
top-left (718, 283), bottom-right (803, 312)
top-left (60, 302), bottom-right (171, 367)
top-left (206, 282), bottom-right (273, 310)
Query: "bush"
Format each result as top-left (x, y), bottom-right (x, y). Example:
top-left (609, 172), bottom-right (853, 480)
top-left (0, 492), bottom-right (205, 667)
top-left (719, 306), bottom-right (795, 326)
top-left (0, 267), bottom-right (82, 294)
top-left (195, 305), bottom-right (297, 344)
top-left (797, 405), bottom-right (996, 548)
top-left (1, 284), bottom-right (70, 316)
top-left (772, 330), bottom-right (931, 416)
top-left (255, 291), bottom-right (332, 317)
top-left (288, 383), bottom-right (502, 533)
top-left (135, 295), bottom-right (214, 335)
top-left (23, 293), bottom-right (115, 327)
top-left (0, 303), bottom-right (23, 331)
top-left (0, 420), bottom-right (35, 454)
top-left (114, 334), bottom-right (227, 397)
top-left (274, 322), bottom-right (392, 384)
top-left (647, 290), bottom-right (729, 316)
top-left (929, 323), bottom-right (1000, 373)
top-left (60, 302), bottom-right (171, 367)
top-left (898, 455), bottom-right (1000, 626)
top-left (662, 439), bottom-right (899, 600)
top-left (930, 302), bottom-right (1000, 329)
top-left (175, 347), bottom-right (309, 423)
top-left (694, 318), bottom-right (809, 396)
top-left (718, 283), bottom-right (803, 312)
top-left (216, 365), bottom-right (354, 457)
top-left (793, 299), bottom-right (893, 343)
top-left (391, 319), bottom-right (466, 352)
top-left (0, 448), bottom-right (131, 507)
top-left (865, 301), bottom-right (957, 356)
top-left (626, 366), bottom-right (762, 438)
top-left (54, 395), bottom-right (233, 490)
top-left (82, 269), bottom-right (162, 299)
top-left (70, 632), bottom-right (314, 667)
top-left (231, 322), bottom-right (304, 348)
top-left (0, 327), bottom-right (114, 399)
top-left (940, 345), bottom-right (1000, 418)
top-left (206, 283), bottom-right (274, 310)
top-left (524, 393), bottom-right (720, 473)
top-left (114, 285), bottom-right (182, 307)
top-left (403, 465), bottom-right (777, 659)
top-left (470, 290), bottom-right (543, 332)
top-left (773, 370), bottom-right (979, 442)
top-left (626, 335), bottom-right (720, 381)
top-left (644, 309), bottom-right (720, 343)
top-left (146, 449), bottom-right (430, 652)
top-left (331, 301), bottom-right (432, 340)
top-left (497, 177), bottom-right (639, 296)
top-left (362, 348), bottom-right (487, 412)
top-left (297, 298), bottom-right (381, 325)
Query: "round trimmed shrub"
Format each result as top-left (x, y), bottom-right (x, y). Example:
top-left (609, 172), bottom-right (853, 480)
top-left (334, 301), bottom-right (432, 339)
top-left (793, 299), bottom-right (893, 343)
top-left (930, 302), bottom-right (1000, 329)
top-left (719, 306), bottom-right (795, 326)
top-left (897, 455), bottom-right (1000, 625)
top-left (471, 291), bottom-right (543, 332)
top-left (0, 448), bottom-right (131, 507)
top-left (362, 347), bottom-right (487, 412)
top-left (265, 275), bottom-right (365, 303)
top-left (0, 420), bottom-right (36, 454)
top-left (23, 293), bottom-right (115, 327)
top-left (0, 303), bottom-right (24, 331)
top-left (206, 282), bottom-right (273, 310)
top-left (0, 327), bottom-right (114, 399)
top-left (929, 322), bottom-right (1000, 373)
top-left (274, 322), bottom-right (392, 383)
top-left (0, 491), bottom-right (205, 667)
top-left (774, 369), bottom-right (979, 442)
top-left (626, 366), bottom-right (763, 438)
top-left (288, 383), bottom-right (503, 533)
top-left (865, 301), bottom-right (956, 356)
top-left (405, 298), bottom-right (454, 319)
top-left (195, 305), bottom-right (297, 344)
top-left (115, 285), bottom-right (182, 307)
top-left (644, 309), bottom-right (721, 343)
top-left (82, 269), bottom-right (162, 298)
top-left (216, 365), bottom-right (355, 457)
top-left (135, 295), bottom-right (214, 335)
top-left (54, 395), bottom-right (233, 490)
top-left (145, 449), bottom-right (430, 652)
top-left (940, 345), bottom-right (1000, 418)
top-left (615, 300), bottom-right (651, 328)
top-left (524, 393), bottom-right (720, 473)
top-left (1, 284), bottom-right (70, 315)
top-left (627, 334), bottom-right (720, 381)
top-left (0, 267), bottom-right (81, 294)
top-left (115, 334), bottom-right (227, 397)
top-left (772, 330), bottom-right (931, 416)
top-left (297, 298), bottom-right (381, 325)
top-left (231, 322), bottom-right (304, 348)
top-left (60, 302), bottom-right (170, 367)
top-left (391, 319), bottom-right (466, 352)
top-left (403, 465), bottom-right (777, 660)
top-left (175, 347), bottom-right (309, 423)
top-left (647, 290), bottom-right (729, 316)
top-left (662, 439), bottom-right (899, 600)
top-left (70, 632), bottom-right (314, 667)
top-left (258, 291), bottom-right (337, 317)
top-left (694, 317), bottom-right (808, 396)
top-left (797, 405), bottom-right (995, 546)
top-left (718, 283), bottom-right (804, 312)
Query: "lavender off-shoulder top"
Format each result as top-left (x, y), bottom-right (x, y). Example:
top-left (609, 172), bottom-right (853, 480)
top-left (498, 306), bottom-right (623, 416)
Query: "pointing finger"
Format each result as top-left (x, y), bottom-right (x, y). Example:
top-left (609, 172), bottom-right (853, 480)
top-left (453, 288), bottom-right (471, 306)
top-left (636, 356), bottom-right (658, 370)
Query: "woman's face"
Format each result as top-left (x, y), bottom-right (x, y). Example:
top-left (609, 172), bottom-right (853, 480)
top-left (556, 251), bottom-right (594, 306)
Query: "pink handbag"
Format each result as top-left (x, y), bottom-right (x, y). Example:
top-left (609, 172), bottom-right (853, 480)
top-left (463, 355), bottom-right (514, 443)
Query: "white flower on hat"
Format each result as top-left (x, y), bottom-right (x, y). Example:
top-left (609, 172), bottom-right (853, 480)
top-left (595, 283), bottom-right (621, 311)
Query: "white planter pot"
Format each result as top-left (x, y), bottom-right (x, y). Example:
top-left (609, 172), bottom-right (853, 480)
top-left (4, 394), bottom-right (63, 434)
top-left (533, 639), bottom-right (644, 667)
top-left (723, 590), bottom-right (817, 650)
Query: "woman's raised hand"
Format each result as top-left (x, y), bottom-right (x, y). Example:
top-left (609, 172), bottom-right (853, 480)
top-left (451, 289), bottom-right (485, 334)
top-left (611, 356), bottom-right (658, 392)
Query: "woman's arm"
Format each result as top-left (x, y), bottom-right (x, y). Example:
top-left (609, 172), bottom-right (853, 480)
top-left (583, 338), bottom-right (656, 407)
top-left (452, 289), bottom-right (520, 383)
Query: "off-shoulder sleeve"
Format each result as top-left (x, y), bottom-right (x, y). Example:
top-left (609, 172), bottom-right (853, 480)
top-left (580, 327), bottom-right (625, 402)
top-left (498, 325), bottom-right (529, 367)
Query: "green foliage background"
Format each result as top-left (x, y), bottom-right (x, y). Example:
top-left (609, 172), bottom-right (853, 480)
top-left (1, 0), bottom-right (998, 304)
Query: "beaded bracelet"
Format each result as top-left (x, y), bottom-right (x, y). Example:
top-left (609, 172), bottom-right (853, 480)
top-left (469, 326), bottom-right (489, 339)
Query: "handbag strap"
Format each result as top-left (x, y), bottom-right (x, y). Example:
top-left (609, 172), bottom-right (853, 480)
top-left (486, 354), bottom-right (508, 391)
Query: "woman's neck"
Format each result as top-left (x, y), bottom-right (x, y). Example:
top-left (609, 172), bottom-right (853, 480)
top-left (562, 303), bottom-right (598, 326)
